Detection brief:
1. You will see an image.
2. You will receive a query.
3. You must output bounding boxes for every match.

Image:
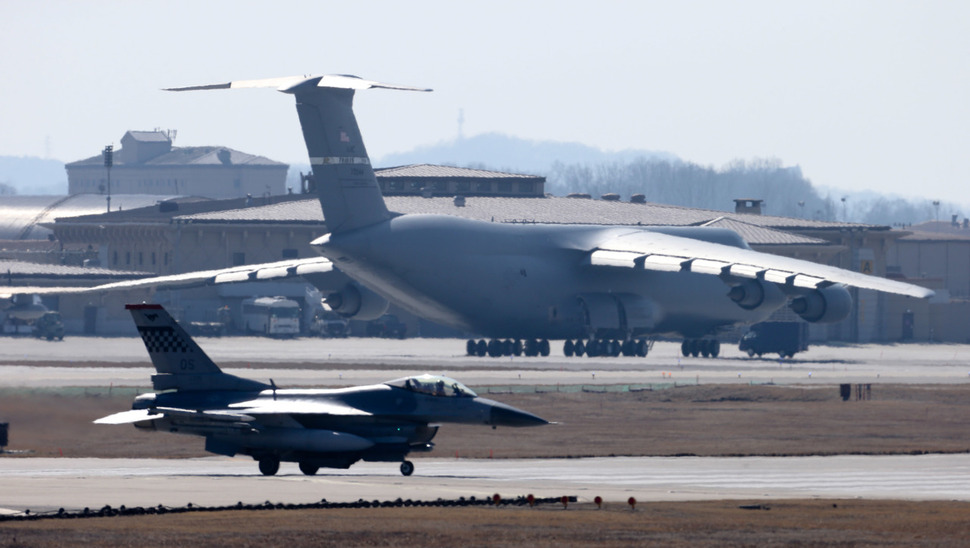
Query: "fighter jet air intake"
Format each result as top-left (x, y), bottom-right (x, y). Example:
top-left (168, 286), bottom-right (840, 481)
top-left (4, 74), bottom-right (934, 358)
top-left (95, 303), bottom-right (547, 476)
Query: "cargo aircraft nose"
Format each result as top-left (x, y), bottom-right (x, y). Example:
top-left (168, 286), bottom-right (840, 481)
top-left (484, 399), bottom-right (548, 427)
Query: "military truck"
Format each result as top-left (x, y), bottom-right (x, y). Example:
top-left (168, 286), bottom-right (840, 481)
top-left (738, 321), bottom-right (808, 358)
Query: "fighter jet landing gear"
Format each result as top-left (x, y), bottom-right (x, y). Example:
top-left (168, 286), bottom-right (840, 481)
top-left (400, 460), bottom-right (415, 476)
top-left (563, 338), bottom-right (650, 358)
top-left (299, 462), bottom-right (319, 476)
top-left (258, 457), bottom-right (280, 476)
top-left (466, 339), bottom-right (550, 358)
top-left (680, 339), bottom-right (720, 358)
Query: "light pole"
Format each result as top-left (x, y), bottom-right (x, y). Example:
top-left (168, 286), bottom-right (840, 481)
top-left (103, 145), bottom-right (113, 213)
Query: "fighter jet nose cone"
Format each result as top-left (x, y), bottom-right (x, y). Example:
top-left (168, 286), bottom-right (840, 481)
top-left (489, 403), bottom-right (548, 427)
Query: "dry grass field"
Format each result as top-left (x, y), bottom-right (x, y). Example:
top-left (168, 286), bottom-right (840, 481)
top-left (2, 383), bottom-right (969, 546)
top-left (2, 383), bottom-right (968, 459)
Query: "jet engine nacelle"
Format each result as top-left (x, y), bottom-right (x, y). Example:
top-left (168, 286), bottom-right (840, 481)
top-left (326, 283), bottom-right (389, 321)
top-left (789, 285), bottom-right (852, 323)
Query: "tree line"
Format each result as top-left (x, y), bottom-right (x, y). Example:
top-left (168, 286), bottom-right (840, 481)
top-left (544, 156), bottom-right (960, 226)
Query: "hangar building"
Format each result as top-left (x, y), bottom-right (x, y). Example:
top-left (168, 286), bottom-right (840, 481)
top-left (66, 130), bottom-right (288, 199)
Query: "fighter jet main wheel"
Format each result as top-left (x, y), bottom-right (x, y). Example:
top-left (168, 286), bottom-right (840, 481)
top-left (563, 339), bottom-right (575, 357)
top-left (299, 462), bottom-right (319, 476)
top-left (258, 457), bottom-right (280, 476)
top-left (400, 460), bottom-right (415, 476)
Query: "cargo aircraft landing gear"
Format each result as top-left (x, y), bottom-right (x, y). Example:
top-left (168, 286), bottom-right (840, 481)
top-left (466, 338), bottom-right (549, 357)
top-left (400, 460), bottom-right (415, 476)
top-left (563, 338), bottom-right (649, 358)
top-left (680, 339), bottom-right (720, 358)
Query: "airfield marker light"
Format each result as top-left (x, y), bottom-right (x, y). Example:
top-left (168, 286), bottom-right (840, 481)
top-left (594, 496), bottom-right (603, 509)
top-left (527, 494), bottom-right (535, 507)
top-left (492, 493), bottom-right (501, 505)
top-left (561, 495), bottom-right (569, 509)
top-left (628, 497), bottom-right (637, 510)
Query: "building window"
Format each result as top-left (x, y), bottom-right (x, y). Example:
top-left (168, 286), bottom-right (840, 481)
top-left (138, 252), bottom-right (143, 266)
top-left (125, 252), bottom-right (131, 265)
top-left (151, 252), bottom-right (156, 266)
top-left (457, 181), bottom-right (470, 192)
top-left (232, 252), bottom-right (246, 266)
top-left (164, 252), bottom-right (169, 266)
top-left (498, 181), bottom-right (512, 193)
top-left (519, 181), bottom-right (533, 193)
top-left (282, 248), bottom-right (299, 259)
top-left (113, 250), bottom-right (118, 266)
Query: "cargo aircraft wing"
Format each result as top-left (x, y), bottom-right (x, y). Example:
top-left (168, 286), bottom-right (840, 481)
top-left (0, 257), bottom-right (334, 298)
top-left (589, 229), bottom-right (933, 299)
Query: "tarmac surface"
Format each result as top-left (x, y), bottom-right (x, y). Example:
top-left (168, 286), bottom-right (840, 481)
top-left (1, 336), bottom-right (969, 388)
top-left (1, 335), bottom-right (968, 515)
top-left (2, 454), bottom-right (968, 515)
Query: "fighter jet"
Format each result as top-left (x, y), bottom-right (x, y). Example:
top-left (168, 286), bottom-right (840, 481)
top-left (95, 303), bottom-right (546, 476)
top-left (5, 75), bottom-right (933, 358)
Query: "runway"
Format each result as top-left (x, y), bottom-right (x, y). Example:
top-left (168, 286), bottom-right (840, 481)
top-left (1, 337), bottom-right (968, 515)
top-left (1, 454), bottom-right (967, 515)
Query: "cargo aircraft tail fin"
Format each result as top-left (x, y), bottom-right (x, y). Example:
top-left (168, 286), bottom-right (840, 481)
top-left (126, 303), bottom-right (268, 392)
top-left (166, 75), bottom-right (431, 234)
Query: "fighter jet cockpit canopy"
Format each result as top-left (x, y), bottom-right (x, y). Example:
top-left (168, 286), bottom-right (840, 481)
top-left (386, 374), bottom-right (477, 398)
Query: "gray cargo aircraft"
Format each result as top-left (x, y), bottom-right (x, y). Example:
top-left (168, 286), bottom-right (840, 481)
top-left (3, 75), bottom-right (933, 358)
top-left (96, 303), bottom-right (546, 476)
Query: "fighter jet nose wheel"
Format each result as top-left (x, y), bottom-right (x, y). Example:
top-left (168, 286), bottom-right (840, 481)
top-left (258, 457), bottom-right (280, 476)
top-left (400, 460), bottom-right (415, 476)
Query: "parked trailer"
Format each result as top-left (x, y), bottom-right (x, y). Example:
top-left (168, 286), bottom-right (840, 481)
top-left (241, 297), bottom-right (300, 336)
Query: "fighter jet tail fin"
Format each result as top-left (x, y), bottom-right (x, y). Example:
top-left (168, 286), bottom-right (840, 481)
top-left (126, 304), bottom-right (268, 392)
top-left (166, 75), bottom-right (431, 234)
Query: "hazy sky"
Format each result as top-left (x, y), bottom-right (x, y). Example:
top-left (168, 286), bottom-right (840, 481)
top-left (2, 1), bottom-right (968, 202)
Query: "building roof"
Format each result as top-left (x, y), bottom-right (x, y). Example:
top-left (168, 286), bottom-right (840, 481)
top-left (173, 195), bottom-right (853, 247)
top-left (376, 164), bottom-right (543, 180)
top-left (66, 146), bottom-right (286, 167)
top-left (0, 259), bottom-right (151, 283)
top-left (0, 194), bottom-right (196, 240)
top-left (896, 221), bottom-right (970, 242)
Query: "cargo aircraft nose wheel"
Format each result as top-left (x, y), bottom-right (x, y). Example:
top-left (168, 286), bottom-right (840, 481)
top-left (400, 460), bottom-right (415, 476)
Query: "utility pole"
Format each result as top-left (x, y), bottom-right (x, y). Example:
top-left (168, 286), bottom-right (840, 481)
top-left (103, 145), bottom-right (113, 213)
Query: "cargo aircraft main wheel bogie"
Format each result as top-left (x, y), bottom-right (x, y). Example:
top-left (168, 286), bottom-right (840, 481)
top-left (400, 460), bottom-right (415, 476)
top-left (682, 338), bottom-right (721, 358)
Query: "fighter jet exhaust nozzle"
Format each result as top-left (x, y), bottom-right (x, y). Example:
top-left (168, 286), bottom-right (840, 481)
top-left (789, 285), bottom-right (852, 323)
top-left (325, 283), bottom-right (389, 321)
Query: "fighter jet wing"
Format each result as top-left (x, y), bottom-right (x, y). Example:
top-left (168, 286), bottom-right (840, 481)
top-left (94, 407), bottom-right (256, 425)
top-left (0, 257), bottom-right (333, 298)
top-left (589, 229), bottom-right (934, 298)
top-left (228, 398), bottom-right (372, 417)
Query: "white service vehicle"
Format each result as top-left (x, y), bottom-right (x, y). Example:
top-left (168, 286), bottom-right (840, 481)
top-left (241, 296), bottom-right (300, 336)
